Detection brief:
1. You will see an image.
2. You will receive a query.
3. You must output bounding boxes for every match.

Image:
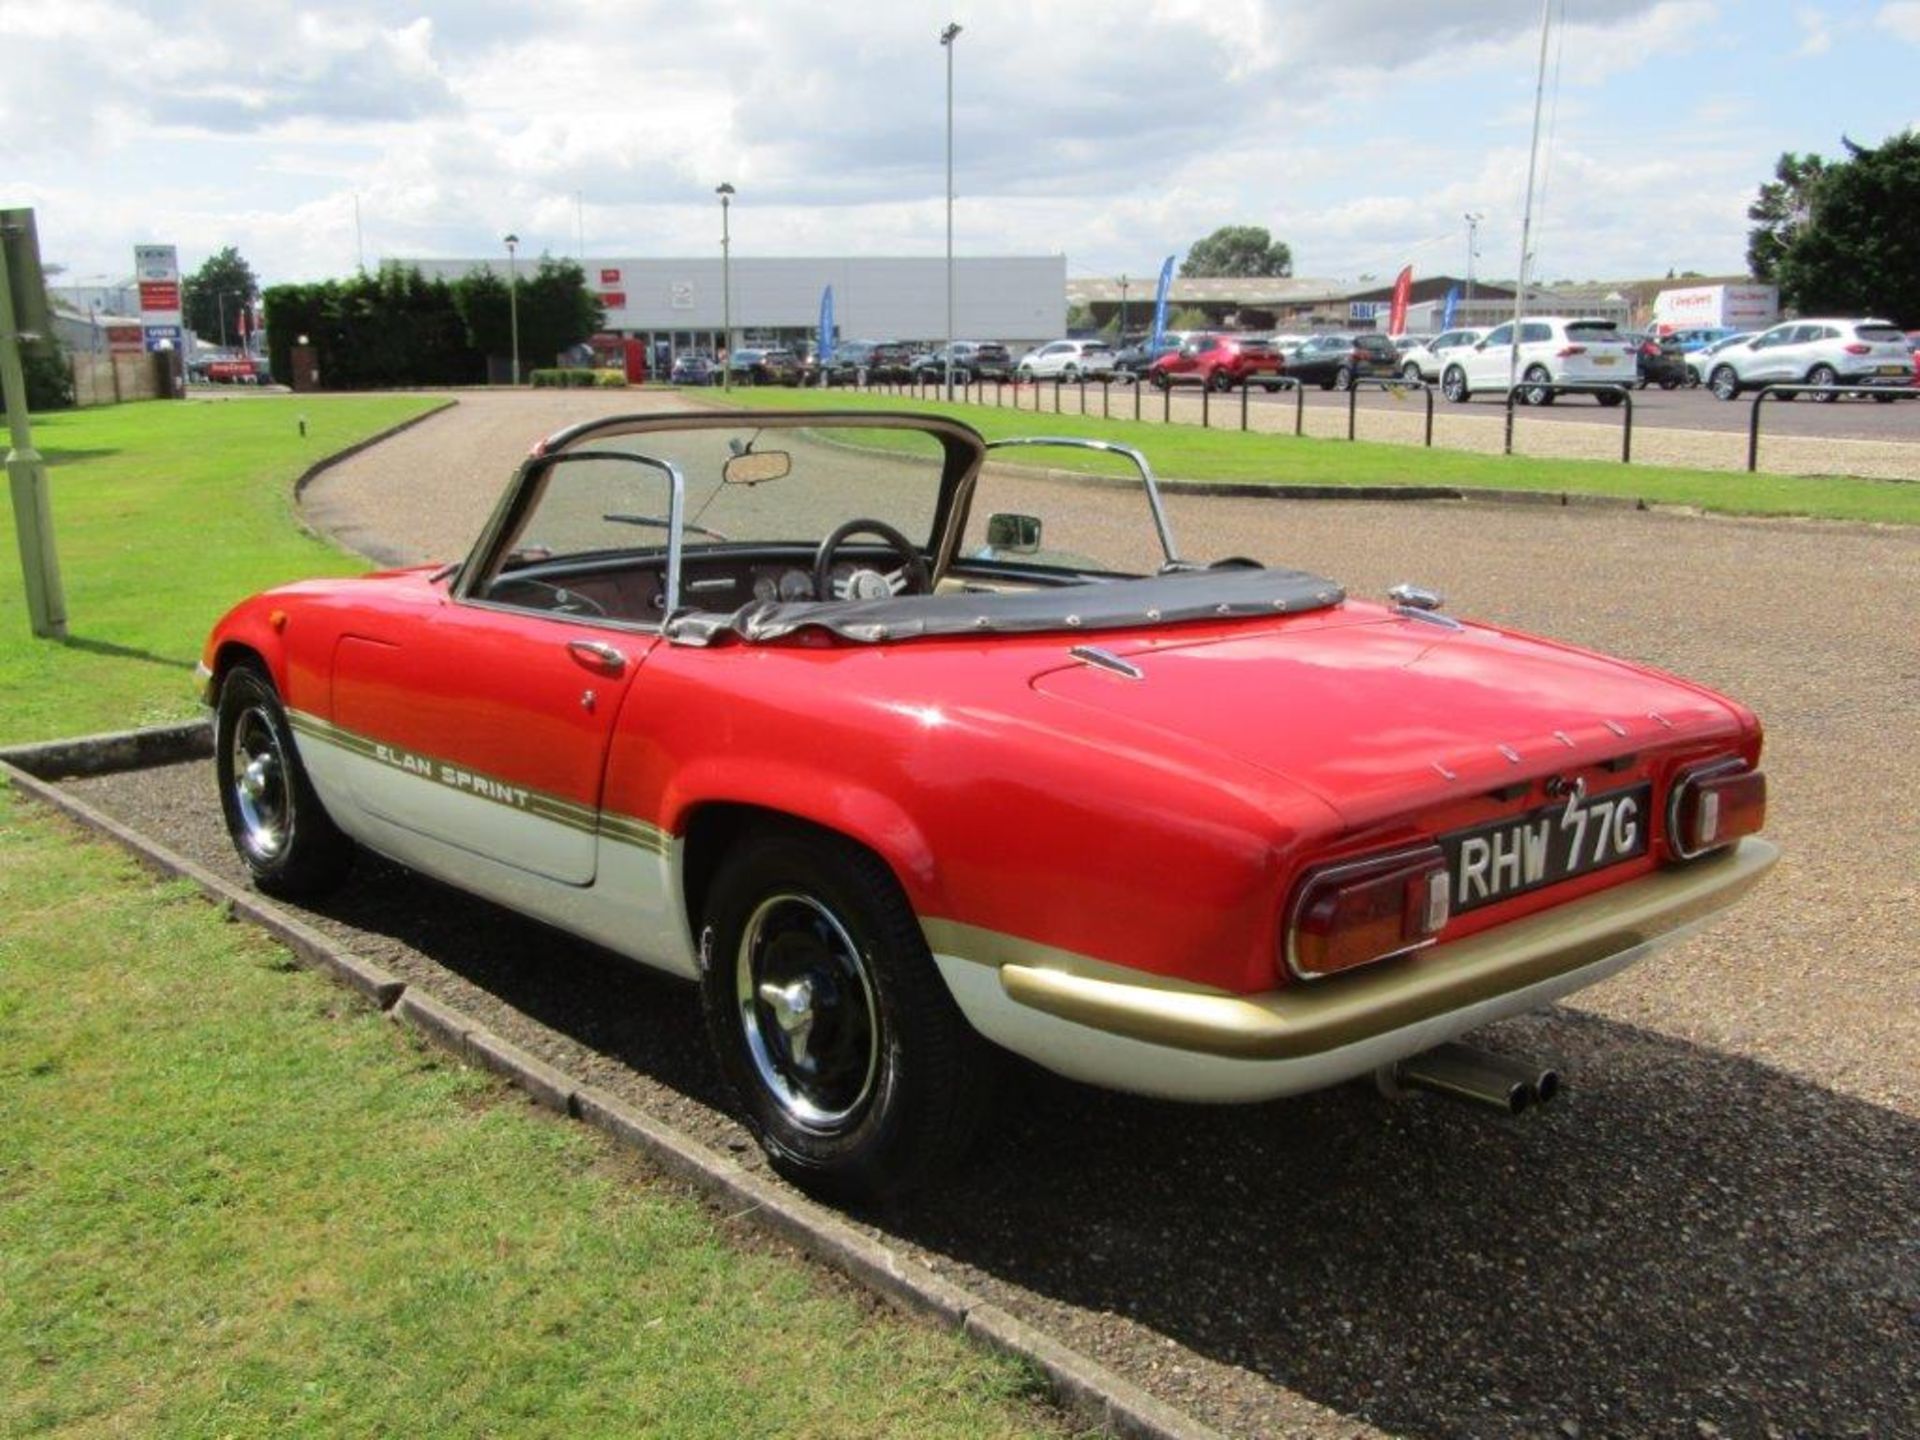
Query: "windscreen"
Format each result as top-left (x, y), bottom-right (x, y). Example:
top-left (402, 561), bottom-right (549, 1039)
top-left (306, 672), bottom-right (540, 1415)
top-left (500, 424), bottom-right (949, 567)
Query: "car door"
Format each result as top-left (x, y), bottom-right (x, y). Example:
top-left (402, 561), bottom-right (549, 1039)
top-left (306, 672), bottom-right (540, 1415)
top-left (1742, 325), bottom-right (1798, 383)
top-left (1469, 323), bottom-right (1514, 389)
top-left (328, 450), bottom-right (668, 886)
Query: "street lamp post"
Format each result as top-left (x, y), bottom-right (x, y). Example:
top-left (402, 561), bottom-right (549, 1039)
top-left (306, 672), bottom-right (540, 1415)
top-left (940, 22), bottom-right (962, 400)
top-left (1118, 274), bottom-right (1129, 342)
top-left (1463, 212), bottom-right (1484, 308)
top-left (716, 183), bottom-right (734, 392)
top-left (503, 233), bottom-right (521, 385)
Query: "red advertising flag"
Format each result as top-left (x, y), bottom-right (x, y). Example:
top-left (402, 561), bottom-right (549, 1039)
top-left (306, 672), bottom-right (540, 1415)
top-left (1387, 265), bottom-right (1413, 336)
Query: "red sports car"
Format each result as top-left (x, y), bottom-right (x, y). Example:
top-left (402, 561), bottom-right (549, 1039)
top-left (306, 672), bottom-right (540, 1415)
top-left (201, 410), bottom-right (1776, 1200)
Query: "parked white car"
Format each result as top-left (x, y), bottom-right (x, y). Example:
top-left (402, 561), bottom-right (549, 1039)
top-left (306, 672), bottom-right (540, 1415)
top-left (1016, 339), bottom-right (1119, 380)
top-left (1440, 317), bottom-right (1637, 406)
top-left (1703, 318), bottom-right (1912, 401)
top-left (1398, 328), bottom-right (1487, 383)
top-left (1684, 332), bottom-right (1755, 386)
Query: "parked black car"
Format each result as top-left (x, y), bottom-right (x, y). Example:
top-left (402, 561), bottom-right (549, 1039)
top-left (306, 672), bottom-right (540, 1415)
top-left (909, 341), bottom-right (1015, 384)
top-left (1281, 333), bottom-right (1401, 390)
top-left (724, 347), bottom-right (801, 385)
top-left (669, 353), bottom-right (716, 386)
top-left (1626, 331), bottom-right (1689, 390)
top-left (820, 339), bottom-right (915, 385)
top-left (1113, 339), bottom-right (1181, 381)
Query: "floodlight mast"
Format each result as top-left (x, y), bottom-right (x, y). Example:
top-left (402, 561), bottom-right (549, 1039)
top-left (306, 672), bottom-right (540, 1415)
top-left (941, 22), bottom-right (962, 401)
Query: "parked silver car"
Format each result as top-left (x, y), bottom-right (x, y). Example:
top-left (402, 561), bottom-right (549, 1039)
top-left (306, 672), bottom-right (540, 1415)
top-left (1704, 318), bottom-right (1912, 401)
top-left (1016, 339), bottom-right (1118, 381)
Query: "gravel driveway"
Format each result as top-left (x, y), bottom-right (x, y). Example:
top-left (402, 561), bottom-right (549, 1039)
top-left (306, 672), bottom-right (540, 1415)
top-left (82, 392), bottom-right (1918, 1440)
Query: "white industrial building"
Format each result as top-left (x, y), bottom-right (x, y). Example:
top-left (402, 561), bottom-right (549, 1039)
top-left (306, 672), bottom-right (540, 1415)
top-left (399, 254), bottom-right (1065, 364)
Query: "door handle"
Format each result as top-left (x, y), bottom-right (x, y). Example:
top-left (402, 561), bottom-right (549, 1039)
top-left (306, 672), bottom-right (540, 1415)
top-left (567, 639), bottom-right (627, 674)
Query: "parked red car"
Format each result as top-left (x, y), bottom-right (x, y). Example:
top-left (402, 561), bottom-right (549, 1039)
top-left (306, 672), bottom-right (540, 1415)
top-left (1149, 333), bottom-right (1286, 391)
top-left (202, 410), bottom-right (1776, 1201)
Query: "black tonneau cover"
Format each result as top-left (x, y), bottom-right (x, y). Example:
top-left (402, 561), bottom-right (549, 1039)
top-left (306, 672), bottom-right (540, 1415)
top-left (666, 566), bottom-right (1344, 646)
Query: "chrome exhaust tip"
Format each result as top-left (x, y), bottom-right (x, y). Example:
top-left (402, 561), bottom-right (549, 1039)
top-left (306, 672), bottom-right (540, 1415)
top-left (1378, 1041), bottom-right (1562, 1116)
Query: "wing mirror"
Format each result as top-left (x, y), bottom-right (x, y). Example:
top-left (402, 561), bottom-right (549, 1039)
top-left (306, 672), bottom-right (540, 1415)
top-left (985, 512), bottom-right (1042, 553)
top-left (723, 449), bottom-right (792, 485)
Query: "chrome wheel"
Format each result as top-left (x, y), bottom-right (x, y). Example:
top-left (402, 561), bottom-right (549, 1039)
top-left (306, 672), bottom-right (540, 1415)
top-left (735, 893), bottom-right (879, 1133)
top-left (229, 704), bottom-right (292, 864)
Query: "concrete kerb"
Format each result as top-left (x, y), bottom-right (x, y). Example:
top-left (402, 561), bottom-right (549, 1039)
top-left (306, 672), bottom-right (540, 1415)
top-left (289, 397), bottom-right (460, 503)
top-left (0, 734), bottom-right (1225, 1440)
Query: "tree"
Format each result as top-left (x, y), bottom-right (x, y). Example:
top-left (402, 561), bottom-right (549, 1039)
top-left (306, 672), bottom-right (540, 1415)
top-left (1746, 151), bottom-right (1827, 282)
top-left (452, 257), bottom-right (604, 372)
top-left (1761, 131), bottom-right (1920, 325)
top-left (182, 246), bottom-right (261, 349)
top-left (1179, 225), bottom-right (1292, 279)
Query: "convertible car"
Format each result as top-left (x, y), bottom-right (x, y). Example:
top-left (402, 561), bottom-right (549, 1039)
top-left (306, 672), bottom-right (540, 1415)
top-left (201, 410), bottom-right (1776, 1200)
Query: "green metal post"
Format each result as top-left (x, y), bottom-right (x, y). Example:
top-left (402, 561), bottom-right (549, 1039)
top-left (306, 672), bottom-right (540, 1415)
top-left (0, 233), bottom-right (67, 639)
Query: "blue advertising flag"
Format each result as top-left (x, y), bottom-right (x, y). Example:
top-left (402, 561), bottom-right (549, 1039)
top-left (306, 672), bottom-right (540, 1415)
top-left (818, 286), bottom-right (835, 364)
top-left (1148, 255), bottom-right (1175, 350)
top-left (1440, 284), bottom-right (1460, 331)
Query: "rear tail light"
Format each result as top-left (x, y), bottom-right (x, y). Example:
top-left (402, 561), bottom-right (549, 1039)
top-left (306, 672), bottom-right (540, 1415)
top-left (1286, 845), bottom-right (1451, 980)
top-left (1667, 761), bottom-right (1767, 860)
top-left (1557, 345), bottom-right (1587, 357)
top-left (1845, 343), bottom-right (1871, 355)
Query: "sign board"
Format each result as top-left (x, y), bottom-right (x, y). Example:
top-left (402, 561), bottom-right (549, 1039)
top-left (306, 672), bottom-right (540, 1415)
top-left (134, 244), bottom-right (183, 331)
top-left (142, 324), bottom-right (183, 352)
top-left (600, 290), bottom-right (627, 309)
top-left (1349, 300), bottom-right (1384, 321)
top-left (669, 280), bottom-right (695, 310)
top-left (599, 267), bottom-right (621, 285)
top-left (106, 323), bottom-right (144, 355)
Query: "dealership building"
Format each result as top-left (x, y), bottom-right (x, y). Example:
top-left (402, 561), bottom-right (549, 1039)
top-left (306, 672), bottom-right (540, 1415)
top-left (401, 254), bottom-right (1065, 365)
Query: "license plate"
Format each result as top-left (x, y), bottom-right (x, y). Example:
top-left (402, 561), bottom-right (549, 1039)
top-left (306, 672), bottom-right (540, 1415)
top-left (1879, 365), bottom-right (1908, 376)
top-left (1592, 355), bottom-right (1617, 366)
top-left (1440, 782), bottom-right (1651, 913)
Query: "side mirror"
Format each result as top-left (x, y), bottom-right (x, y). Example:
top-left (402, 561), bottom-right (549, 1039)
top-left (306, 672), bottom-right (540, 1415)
top-left (723, 449), bottom-right (792, 485)
top-left (985, 512), bottom-right (1043, 553)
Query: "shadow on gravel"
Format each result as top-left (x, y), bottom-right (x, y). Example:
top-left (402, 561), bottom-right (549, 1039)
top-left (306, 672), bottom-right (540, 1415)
top-left (54, 758), bottom-right (1915, 1440)
top-left (294, 850), bottom-right (1916, 1440)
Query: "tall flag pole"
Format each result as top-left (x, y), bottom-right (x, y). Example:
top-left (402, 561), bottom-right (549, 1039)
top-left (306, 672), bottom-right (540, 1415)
top-left (1148, 255), bottom-right (1175, 350)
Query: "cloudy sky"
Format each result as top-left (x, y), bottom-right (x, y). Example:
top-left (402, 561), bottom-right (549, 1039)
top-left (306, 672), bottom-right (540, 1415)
top-left (6, 0), bottom-right (1918, 291)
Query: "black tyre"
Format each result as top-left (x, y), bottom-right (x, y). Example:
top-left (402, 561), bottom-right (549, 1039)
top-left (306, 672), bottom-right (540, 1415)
top-left (1872, 391), bottom-right (1899, 403)
top-left (698, 825), bottom-right (992, 1202)
top-left (1808, 364), bottom-right (1839, 402)
top-left (215, 660), bottom-right (353, 898)
top-left (1441, 366), bottom-right (1470, 403)
top-left (1657, 374), bottom-right (1682, 390)
top-left (1521, 364), bottom-right (1555, 407)
top-left (1062, 364), bottom-right (1080, 382)
top-left (1208, 367), bottom-right (1233, 392)
top-left (1710, 365), bottom-right (1741, 400)
top-left (1596, 389), bottom-right (1626, 407)
top-left (1150, 370), bottom-right (1171, 391)
top-left (1401, 362), bottom-right (1423, 382)
top-left (1333, 365), bottom-right (1354, 392)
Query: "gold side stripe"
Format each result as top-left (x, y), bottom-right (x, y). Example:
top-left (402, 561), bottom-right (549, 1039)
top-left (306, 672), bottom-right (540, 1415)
top-left (287, 708), bottom-right (670, 852)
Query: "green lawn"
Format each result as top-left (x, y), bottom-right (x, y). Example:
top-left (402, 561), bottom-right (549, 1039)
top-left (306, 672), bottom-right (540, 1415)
top-left (715, 387), bottom-right (1920, 525)
top-left (0, 395), bottom-right (440, 744)
top-left (0, 394), bottom-right (1079, 1439)
top-left (0, 787), bottom-right (1067, 1439)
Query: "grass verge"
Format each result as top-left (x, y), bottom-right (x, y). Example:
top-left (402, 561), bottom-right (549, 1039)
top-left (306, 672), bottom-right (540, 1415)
top-left (0, 785), bottom-right (1070, 1438)
top-left (714, 387), bottom-right (1920, 525)
top-left (0, 395), bottom-right (441, 745)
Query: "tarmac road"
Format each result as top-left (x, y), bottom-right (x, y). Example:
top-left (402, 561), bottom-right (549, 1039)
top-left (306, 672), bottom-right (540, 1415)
top-left (86, 392), bottom-right (1919, 1440)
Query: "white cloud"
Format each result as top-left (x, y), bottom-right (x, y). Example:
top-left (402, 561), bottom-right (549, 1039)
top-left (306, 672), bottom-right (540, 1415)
top-left (4, 1), bottom-right (1906, 289)
top-left (1794, 5), bottom-right (1835, 55)
top-left (1877, 2), bottom-right (1920, 41)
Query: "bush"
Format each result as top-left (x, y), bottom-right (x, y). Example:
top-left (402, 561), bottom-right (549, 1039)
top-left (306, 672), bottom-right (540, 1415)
top-left (529, 368), bottom-right (612, 388)
top-left (592, 369), bottom-right (627, 387)
top-left (1, 337), bottom-right (74, 412)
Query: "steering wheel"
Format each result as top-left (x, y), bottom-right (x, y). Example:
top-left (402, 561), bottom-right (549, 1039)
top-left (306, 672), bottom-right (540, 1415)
top-left (812, 518), bottom-right (931, 602)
